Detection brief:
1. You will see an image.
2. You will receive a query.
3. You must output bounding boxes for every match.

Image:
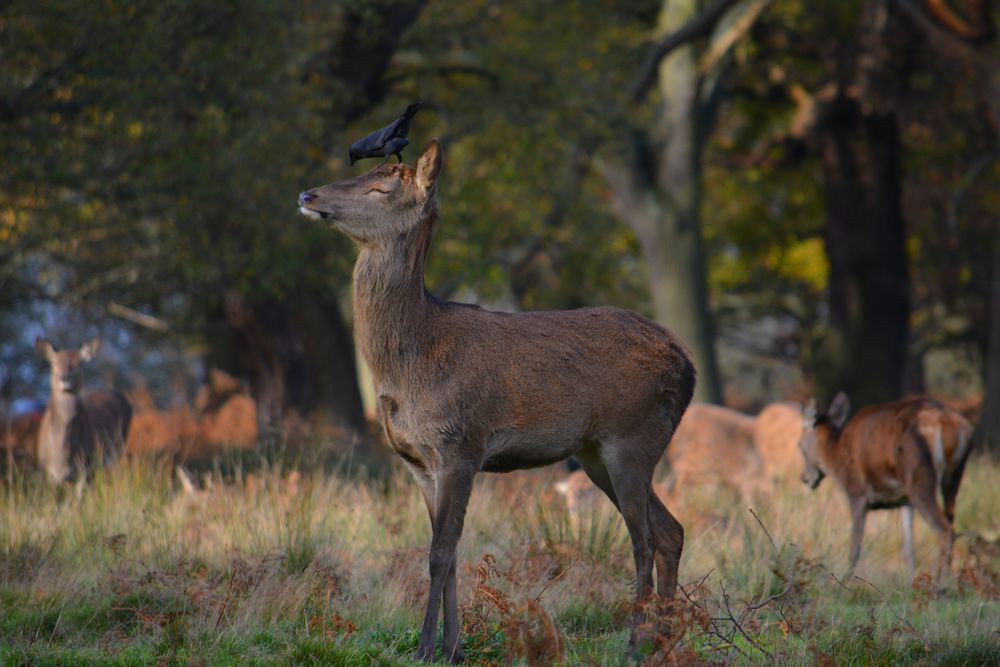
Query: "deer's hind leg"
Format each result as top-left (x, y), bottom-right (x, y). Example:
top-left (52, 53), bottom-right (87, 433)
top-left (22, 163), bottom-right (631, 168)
top-left (578, 434), bottom-right (660, 651)
top-left (648, 491), bottom-right (683, 599)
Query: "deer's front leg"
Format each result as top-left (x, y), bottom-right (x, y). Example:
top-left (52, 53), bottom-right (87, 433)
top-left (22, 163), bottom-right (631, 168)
top-left (846, 496), bottom-right (868, 579)
top-left (416, 464), bottom-right (475, 663)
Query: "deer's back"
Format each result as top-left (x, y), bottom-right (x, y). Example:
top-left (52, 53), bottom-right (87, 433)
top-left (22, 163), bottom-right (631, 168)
top-left (754, 402), bottom-right (803, 478)
top-left (837, 397), bottom-right (947, 499)
top-left (381, 303), bottom-right (694, 472)
top-left (75, 389), bottom-right (132, 458)
top-left (667, 403), bottom-right (760, 483)
top-left (430, 304), bottom-right (694, 426)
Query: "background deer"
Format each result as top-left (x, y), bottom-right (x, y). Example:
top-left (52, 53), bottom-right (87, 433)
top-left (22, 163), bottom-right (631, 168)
top-left (798, 392), bottom-right (974, 579)
top-left (35, 338), bottom-right (132, 485)
top-left (299, 140), bottom-right (696, 662)
top-left (754, 402), bottom-right (805, 481)
top-left (663, 402), bottom-right (764, 502)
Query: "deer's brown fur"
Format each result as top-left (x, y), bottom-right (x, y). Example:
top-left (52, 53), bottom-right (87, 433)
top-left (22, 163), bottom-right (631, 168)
top-left (754, 402), bottom-right (804, 480)
top-left (300, 141), bottom-right (695, 662)
top-left (35, 338), bottom-right (132, 485)
top-left (665, 402), bottom-right (763, 500)
top-left (799, 392), bottom-right (974, 578)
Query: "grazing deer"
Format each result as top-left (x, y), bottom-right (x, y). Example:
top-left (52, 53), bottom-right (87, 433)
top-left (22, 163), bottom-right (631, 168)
top-left (35, 338), bottom-right (132, 485)
top-left (663, 402), bottom-right (764, 501)
top-left (798, 392), bottom-right (974, 579)
top-left (299, 140), bottom-right (695, 662)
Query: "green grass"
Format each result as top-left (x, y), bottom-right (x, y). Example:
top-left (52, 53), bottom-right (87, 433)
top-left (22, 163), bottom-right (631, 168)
top-left (1, 451), bottom-right (998, 665)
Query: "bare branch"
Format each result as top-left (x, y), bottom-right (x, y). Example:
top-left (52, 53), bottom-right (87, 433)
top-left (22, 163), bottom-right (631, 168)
top-left (700, 0), bottom-right (771, 74)
top-left (926, 0), bottom-right (993, 41)
top-left (628, 0), bottom-right (742, 103)
top-left (107, 302), bottom-right (169, 332)
top-left (748, 507), bottom-right (777, 551)
top-left (891, 0), bottom-right (993, 59)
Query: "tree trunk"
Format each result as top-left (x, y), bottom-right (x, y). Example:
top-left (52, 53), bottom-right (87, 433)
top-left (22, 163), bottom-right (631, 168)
top-left (812, 1), bottom-right (918, 409)
top-left (221, 291), bottom-right (367, 443)
top-left (600, 0), bottom-right (724, 404)
top-left (815, 99), bottom-right (910, 408)
top-left (981, 229), bottom-right (1000, 451)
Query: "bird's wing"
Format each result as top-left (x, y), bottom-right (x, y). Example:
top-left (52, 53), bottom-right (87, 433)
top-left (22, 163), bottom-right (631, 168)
top-left (383, 136), bottom-right (409, 155)
top-left (379, 103), bottom-right (422, 143)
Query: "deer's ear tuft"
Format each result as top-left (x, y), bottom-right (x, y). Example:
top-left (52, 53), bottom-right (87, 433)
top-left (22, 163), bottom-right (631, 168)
top-left (416, 139), bottom-right (442, 194)
top-left (80, 338), bottom-right (101, 362)
top-left (803, 398), bottom-right (817, 424)
top-left (36, 337), bottom-right (55, 361)
top-left (827, 391), bottom-right (851, 429)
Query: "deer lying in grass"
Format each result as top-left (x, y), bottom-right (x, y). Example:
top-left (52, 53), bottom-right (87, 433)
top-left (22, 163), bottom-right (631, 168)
top-left (798, 392), bottom-right (974, 579)
top-left (299, 140), bottom-right (696, 662)
top-left (35, 338), bottom-right (132, 486)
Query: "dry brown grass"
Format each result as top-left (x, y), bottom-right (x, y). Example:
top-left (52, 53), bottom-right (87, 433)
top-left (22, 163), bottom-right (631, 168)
top-left (0, 446), bottom-right (997, 664)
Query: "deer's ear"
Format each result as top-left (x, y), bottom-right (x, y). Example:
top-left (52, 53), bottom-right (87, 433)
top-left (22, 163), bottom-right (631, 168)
top-left (36, 337), bottom-right (55, 361)
top-left (802, 398), bottom-right (817, 424)
top-left (827, 391), bottom-right (851, 429)
top-left (80, 338), bottom-right (101, 362)
top-left (415, 139), bottom-right (442, 194)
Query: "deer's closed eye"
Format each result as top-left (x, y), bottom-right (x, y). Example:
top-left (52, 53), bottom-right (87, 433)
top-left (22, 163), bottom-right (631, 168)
top-left (366, 185), bottom-right (390, 195)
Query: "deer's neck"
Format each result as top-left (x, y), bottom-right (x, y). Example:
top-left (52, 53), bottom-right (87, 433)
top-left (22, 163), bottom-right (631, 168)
top-left (47, 386), bottom-right (79, 426)
top-left (352, 222), bottom-right (435, 387)
top-left (816, 426), bottom-right (846, 477)
top-left (42, 386), bottom-right (79, 455)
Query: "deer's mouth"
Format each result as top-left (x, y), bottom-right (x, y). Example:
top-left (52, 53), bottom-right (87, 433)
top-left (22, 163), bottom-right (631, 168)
top-left (299, 206), bottom-right (331, 220)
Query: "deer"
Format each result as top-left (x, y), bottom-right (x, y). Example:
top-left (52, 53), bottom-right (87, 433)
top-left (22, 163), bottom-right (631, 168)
top-left (298, 140), bottom-right (695, 662)
top-left (753, 401), bottom-right (804, 481)
top-left (35, 337), bottom-right (132, 486)
top-left (798, 392), bottom-right (974, 580)
top-left (663, 402), bottom-right (764, 502)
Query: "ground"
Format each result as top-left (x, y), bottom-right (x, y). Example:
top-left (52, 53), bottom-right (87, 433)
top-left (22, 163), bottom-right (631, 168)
top-left (0, 446), bottom-right (998, 666)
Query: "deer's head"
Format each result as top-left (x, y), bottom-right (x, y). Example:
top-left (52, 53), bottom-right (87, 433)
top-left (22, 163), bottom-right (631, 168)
top-left (298, 140), bottom-right (442, 245)
top-left (36, 337), bottom-right (101, 395)
top-left (798, 391), bottom-right (850, 489)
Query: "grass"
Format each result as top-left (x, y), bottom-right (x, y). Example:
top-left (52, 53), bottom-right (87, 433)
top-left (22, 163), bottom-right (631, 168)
top-left (0, 448), bottom-right (998, 665)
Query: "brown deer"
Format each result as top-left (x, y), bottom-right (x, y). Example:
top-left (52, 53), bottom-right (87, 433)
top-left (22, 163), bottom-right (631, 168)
top-left (798, 392), bottom-right (974, 579)
top-left (35, 338), bottom-right (132, 485)
top-left (3, 409), bottom-right (42, 467)
top-left (663, 402), bottom-right (764, 501)
top-left (754, 402), bottom-right (804, 481)
top-left (299, 140), bottom-right (695, 662)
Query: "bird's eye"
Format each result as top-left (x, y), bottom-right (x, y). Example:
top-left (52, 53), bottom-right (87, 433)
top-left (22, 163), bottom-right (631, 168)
top-left (366, 185), bottom-right (390, 195)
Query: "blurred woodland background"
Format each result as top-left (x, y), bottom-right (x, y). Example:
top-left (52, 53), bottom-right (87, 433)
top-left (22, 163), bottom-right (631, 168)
top-left (2, 0), bottom-right (999, 454)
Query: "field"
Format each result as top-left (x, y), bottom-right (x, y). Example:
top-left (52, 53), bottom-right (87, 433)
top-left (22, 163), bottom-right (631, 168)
top-left (1, 446), bottom-right (999, 666)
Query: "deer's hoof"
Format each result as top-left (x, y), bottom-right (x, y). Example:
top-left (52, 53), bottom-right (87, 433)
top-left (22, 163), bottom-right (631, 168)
top-left (415, 643), bottom-right (436, 662)
top-left (445, 645), bottom-right (465, 664)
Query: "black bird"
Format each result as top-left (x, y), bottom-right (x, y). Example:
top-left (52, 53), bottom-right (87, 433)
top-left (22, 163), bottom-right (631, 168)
top-left (349, 102), bottom-right (422, 166)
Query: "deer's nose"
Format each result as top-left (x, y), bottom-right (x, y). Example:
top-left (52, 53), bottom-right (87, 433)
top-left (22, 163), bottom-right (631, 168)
top-left (299, 191), bottom-right (317, 206)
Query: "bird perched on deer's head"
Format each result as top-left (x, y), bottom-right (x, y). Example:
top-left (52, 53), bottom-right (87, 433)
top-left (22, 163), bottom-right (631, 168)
top-left (349, 102), bottom-right (422, 166)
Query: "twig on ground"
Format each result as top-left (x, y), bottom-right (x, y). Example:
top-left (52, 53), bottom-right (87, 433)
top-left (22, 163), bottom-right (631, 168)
top-left (720, 581), bottom-right (770, 656)
top-left (466, 559), bottom-right (579, 653)
top-left (748, 507), bottom-right (777, 551)
top-left (533, 560), bottom-right (579, 602)
top-left (215, 568), bottom-right (237, 629)
top-left (854, 575), bottom-right (918, 635)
